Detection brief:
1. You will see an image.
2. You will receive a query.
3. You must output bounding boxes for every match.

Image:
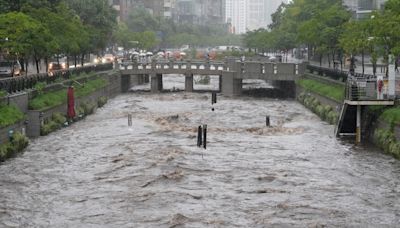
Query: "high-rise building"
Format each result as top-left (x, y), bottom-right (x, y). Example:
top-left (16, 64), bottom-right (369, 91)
top-left (343, 0), bottom-right (387, 19)
top-left (226, 0), bottom-right (287, 34)
top-left (108, 0), bottom-right (135, 22)
top-left (226, 0), bottom-right (248, 34)
top-left (247, 0), bottom-right (283, 31)
top-left (175, 0), bottom-right (224, 25)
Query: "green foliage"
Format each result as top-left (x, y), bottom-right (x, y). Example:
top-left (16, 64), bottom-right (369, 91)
top-left (297, 79), bottom-right (345, 102)
top-left (40, 120), bottom-right (60, 136)
top-left (297, 92), bottom-right (338, 124)
top-left (52, 112), bottom-right (66, 125)
top-left (29, 89), bottom-right (66, 111)
top-left (97, 96), bottom-right (107, 108)
top-left (374, 129), bottom-right (400, 159)
top-left (79, 102), bottom-right (96, 115)
top-left (0, 104), bottom-right (25, 128)
top-left (0, 12), bottom-right (47, 60)
top-left (29, 76), bottom-right (108, 111)
top-left (0, 132), bottom-right (29, 162)
top-left (40, 112), bottom-right (67, 135)
top-left (0, 90), bottom-right (6, 99)
top-left (34, 82), bottom-right (46, 95)
top-left (379, 108), bottom-right (400, 125)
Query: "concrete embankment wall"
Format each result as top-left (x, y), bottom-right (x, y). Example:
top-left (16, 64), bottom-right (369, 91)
top-left (297, 73), bottom-right (400, 158)
top-left (0, 70), bottom-right (122, 144)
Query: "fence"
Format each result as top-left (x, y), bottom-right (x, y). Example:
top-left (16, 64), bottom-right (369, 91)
top-left (0, 63), bottom-right (113, 94)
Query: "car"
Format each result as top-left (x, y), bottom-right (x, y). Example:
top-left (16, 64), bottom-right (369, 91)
top-left (48, 61), bottom-right (68, 72)
top-left (0, 60), bottom-right (22, 78)
top-left (102, 54), bottom-right (115, 63)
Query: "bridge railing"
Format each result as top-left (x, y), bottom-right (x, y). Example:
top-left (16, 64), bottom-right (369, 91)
top-left (119, 60), bottom-right (227, 71)
top-left (0, 63), bottom-right (113, 94)
top-left (120, 59), bottom-right (307, 76)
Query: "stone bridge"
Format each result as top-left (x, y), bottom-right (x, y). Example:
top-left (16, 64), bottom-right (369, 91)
top-left (119, 59), bottom-right (307, 96)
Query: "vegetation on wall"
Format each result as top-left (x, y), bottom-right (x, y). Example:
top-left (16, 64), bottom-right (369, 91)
top-left (29, 77), bottom-right (108, 111)
top-left (296, 79), bottom-right (345, 102)
top-left (379, 108), bottom-right (400, 125)
top-left (0, 132), bottom-right (29, 162)
top-left (0, 104), bottom-right (25, 128)
top-left (374, 129), bottom-right (400, 159)
top-left (297, 92), bottom-right (338, 124)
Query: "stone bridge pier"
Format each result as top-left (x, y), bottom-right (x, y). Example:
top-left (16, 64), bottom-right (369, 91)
top-left (151, 73), bottom-right (163, 93)
top-left (119, 59), bottom-right (306, 96)
top-left (185, 73), bottom-right (194, 92)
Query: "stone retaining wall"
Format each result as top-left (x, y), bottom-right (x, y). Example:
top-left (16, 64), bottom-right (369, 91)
top-left (0, 121), bottom-right (26, 144)
top-left (1, 71), bottom-right (121, 142)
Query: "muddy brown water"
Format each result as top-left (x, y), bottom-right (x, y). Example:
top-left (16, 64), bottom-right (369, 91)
top-left (1, 92), bottom-right (399, 227)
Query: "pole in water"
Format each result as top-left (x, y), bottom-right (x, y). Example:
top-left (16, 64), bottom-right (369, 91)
top-left (266, 115), bottom-right (270, 127)
top-left (197, 125), bottom-right (203, 147)
top-left (128, 114), bottom-right (132, 126)
top-left (203, 124), bottom-right (207, 149)
top-left (211, 92), bottom-right (217, 105)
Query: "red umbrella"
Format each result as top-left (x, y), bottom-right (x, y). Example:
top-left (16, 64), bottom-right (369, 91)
top-left (67, 86), bottom-right (76, 119)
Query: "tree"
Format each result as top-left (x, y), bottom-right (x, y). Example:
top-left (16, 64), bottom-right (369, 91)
top-left (67, 0), bottom-right (117, 52)
top-left (114, 23), bottom-right (137, 51)
top-left (0, 12), bottom-right (47, 74)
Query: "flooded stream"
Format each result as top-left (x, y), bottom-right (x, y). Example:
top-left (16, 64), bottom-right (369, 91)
top-left (1, 78), bottom-right (399, 227)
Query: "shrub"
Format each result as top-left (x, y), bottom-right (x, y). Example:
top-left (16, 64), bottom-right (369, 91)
top-left (0, 132), bottom-right (29, 162)
top-left (80, 102), bottom-right (96, 115)
top-left (0, 90), bottom-right (6, 99)
top-left (98, 96), bottom-right (107, 108)
top-left (52, 112), bottom-right (67, 125)
top-left (374, 129), bottom-right (400, 159)
top-left (40, 120), bottom-right (60, 136)
top-left (12, 132), bottom-right (29, 152)
top-left (34, 82), bottom-right (46, 95)
top-left (315, 105), bottom-right (325, 119)
top-left (380, 108), bottom-right (400, 125)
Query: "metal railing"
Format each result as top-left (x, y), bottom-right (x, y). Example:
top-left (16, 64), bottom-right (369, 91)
top-left (345, 76), bottom-right (380, 101)
top-left (0, 63), bottom-right (113, 94)
top-left (119, 59), bottom-right (227, 71)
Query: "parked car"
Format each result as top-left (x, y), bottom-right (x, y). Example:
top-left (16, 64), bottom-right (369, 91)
top-left (0, 60), bottom-right (22, 78)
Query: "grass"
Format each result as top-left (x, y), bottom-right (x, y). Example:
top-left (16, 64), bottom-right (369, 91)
top-left (29, 78), bottom-right (108, 111)
top-left (0, 132), bottom-right (29, 162)
top-left (0, 104), bottom-right (25, 128)
top-left (379, 108), bottom-right (400, 125)
top-left (297, 79), bottom-right (345, 102)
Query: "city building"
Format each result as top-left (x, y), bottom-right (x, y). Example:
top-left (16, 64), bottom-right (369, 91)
top-left (175, 0), bottom-right (224, 25)
top-left (247, 0), bottom-right (284, 31)
top-left (343, 0), bottom-right (387, 19)
top-left (109, 0), bottom-right (223, 25)
top-left (226, 0), bottom-right (248, 34)
top-left (226, 0), bottom-right (288, 34)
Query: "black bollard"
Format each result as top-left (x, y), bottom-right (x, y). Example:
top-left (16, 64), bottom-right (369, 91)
top-left (266, 115), bottom-right (270, 127)
top-left (211, 92), bottom-right (217, 105)
top-left (128, 114), bottom-right (132, 126)
top-left (197, 126), bottom-right (203, 147)
top-left (203, 124), bottom-right (207, 149)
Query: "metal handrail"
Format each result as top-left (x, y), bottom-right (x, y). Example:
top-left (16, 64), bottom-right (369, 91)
top-left (0, 63), bottom-right (113, 94)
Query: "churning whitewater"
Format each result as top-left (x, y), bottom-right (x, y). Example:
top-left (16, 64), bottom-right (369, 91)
top-left (0, 79), bottom-right (399, 227)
